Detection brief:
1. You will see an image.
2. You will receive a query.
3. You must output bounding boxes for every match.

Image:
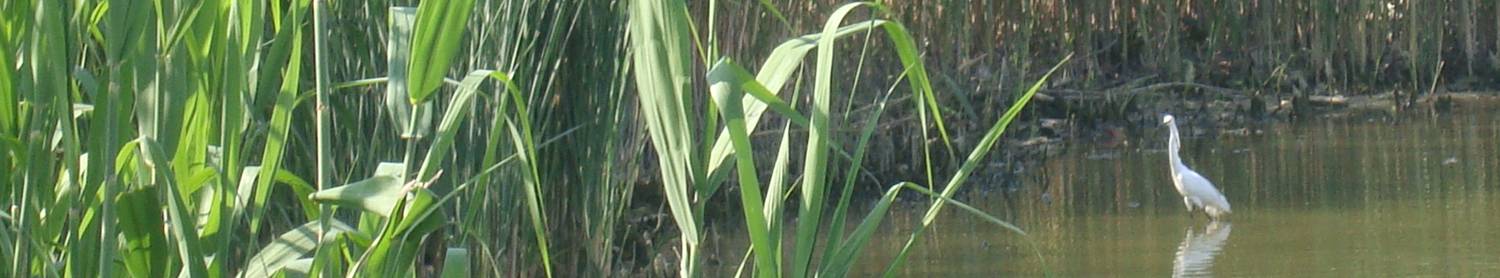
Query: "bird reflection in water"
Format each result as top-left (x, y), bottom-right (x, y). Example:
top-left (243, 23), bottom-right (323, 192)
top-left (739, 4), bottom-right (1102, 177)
top-left (1172, 221), bottom-right (1231, 278)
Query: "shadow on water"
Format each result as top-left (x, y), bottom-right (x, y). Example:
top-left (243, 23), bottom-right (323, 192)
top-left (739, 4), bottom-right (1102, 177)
top-left (709, 109), bottom-right (1500, 276)
top-left (1172, 221), bottom-right (1230, 278)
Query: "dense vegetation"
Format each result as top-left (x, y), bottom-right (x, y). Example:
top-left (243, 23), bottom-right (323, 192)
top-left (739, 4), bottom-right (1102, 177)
top-left (2, 0), bottom-right (1494, 277)
top-left (737, 0), bottom-right (1500, 98)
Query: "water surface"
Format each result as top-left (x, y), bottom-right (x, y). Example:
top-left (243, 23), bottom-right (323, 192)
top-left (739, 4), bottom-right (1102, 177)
top-left (715, 110), bottom-right (1500, 277)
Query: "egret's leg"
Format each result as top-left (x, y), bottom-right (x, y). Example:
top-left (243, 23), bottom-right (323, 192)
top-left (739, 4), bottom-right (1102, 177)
top-left (1182, 199), bottom-right (1193, 219)
top-left (1205, 207), bottom-right (1224, 221)
top-left (1182, 197), bottom-right (1200, 219)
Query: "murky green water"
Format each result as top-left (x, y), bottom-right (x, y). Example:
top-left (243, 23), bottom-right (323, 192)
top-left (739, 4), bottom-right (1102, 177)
top-left (712, 110), bottom-right (1500, 277)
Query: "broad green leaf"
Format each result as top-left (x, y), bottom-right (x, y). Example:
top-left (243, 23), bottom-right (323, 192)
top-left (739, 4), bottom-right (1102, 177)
top-left (309, 175), bottom-right (403, 218)
top-left (821, 183), bottom-right (904, 277)
top-left (406, 0), bottom-right (477, 104)
top-left (439, 248), bottom-right (469, 278)
top-left (309, 163), bottom-right (407, 218)
top-left (707, 59), bottom-right (778, 277)
top-left (277, 259), bottom-right (314, 278)
top-left (240, 220), bottom-right (354, 278)
top-left (116, 187), bottom-right (168, 278)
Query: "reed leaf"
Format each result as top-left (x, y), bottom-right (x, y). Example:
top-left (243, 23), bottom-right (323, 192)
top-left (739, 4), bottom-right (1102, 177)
top-left (385, 7), bottom-right (430, 139)
top-left (405, 0), bottom-right (476, 105)
top-left (240, 220), bottom-right (354, 278)
top-left (707, 59), bottom-right (779, 277)
top-left (627, 0), bottom-right (704, 276)
top-left (309, 173), bottom-right (406, 218)
top-left (439, 248), bottom-right (470, 278)
top-left (248, 17), bottom-right (303, 236)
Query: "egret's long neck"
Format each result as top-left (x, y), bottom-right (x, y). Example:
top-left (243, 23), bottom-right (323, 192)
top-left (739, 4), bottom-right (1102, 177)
top-left (1167, 121), bottom-right (1185, 170)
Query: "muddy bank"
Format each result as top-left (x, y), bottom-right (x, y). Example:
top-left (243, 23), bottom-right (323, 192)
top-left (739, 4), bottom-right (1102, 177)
top-left (1022, 88), bottom-right (1500, 140)
top-left (975, 89), bottom-right (1500, 193)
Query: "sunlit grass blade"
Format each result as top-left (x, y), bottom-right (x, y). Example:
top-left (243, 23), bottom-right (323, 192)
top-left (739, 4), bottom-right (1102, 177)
top-left (795, 3), bottom-right (909, 276)
top-left (248, 23), bottom-right (302, 236)
top-left (211, 0), bottom-right (253, 271)
top-left (820, 182), bottom-right (1023, 277)
top-left (704, 18), bottom-right (893, 185)
top-left (707, 59), bottom-right (778, 276)
top-left (494, 71), bottom-right (554, 278)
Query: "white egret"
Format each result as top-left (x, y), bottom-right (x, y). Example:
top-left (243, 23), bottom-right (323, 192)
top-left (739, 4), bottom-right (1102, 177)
top-left (1162, 114), bottom-right (1231, 219)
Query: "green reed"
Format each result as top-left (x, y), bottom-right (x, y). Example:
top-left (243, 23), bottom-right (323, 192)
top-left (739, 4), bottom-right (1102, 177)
top-left (630, 1), bottom-right (1069, 276)
top-left (0, 0), bottom-right (636, 276)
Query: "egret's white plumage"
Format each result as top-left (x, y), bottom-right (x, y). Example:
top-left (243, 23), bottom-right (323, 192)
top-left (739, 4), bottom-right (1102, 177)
top-left (1163, 114), bottom-right (1231, 219)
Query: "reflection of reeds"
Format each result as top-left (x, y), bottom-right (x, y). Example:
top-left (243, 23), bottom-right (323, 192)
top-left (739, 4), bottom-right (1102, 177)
top-left (1173, 221), bottom-right (1233, 278)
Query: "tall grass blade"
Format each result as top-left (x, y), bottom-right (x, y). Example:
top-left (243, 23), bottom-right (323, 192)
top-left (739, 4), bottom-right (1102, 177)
top-left (494, 71), bottom-right (554, 278)
top-left (707, 59), bottom-right (779, 276)
top-left (704, 19), bottom-right (892, 185)
top-left (248, 19), bottom-right (303, 236)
